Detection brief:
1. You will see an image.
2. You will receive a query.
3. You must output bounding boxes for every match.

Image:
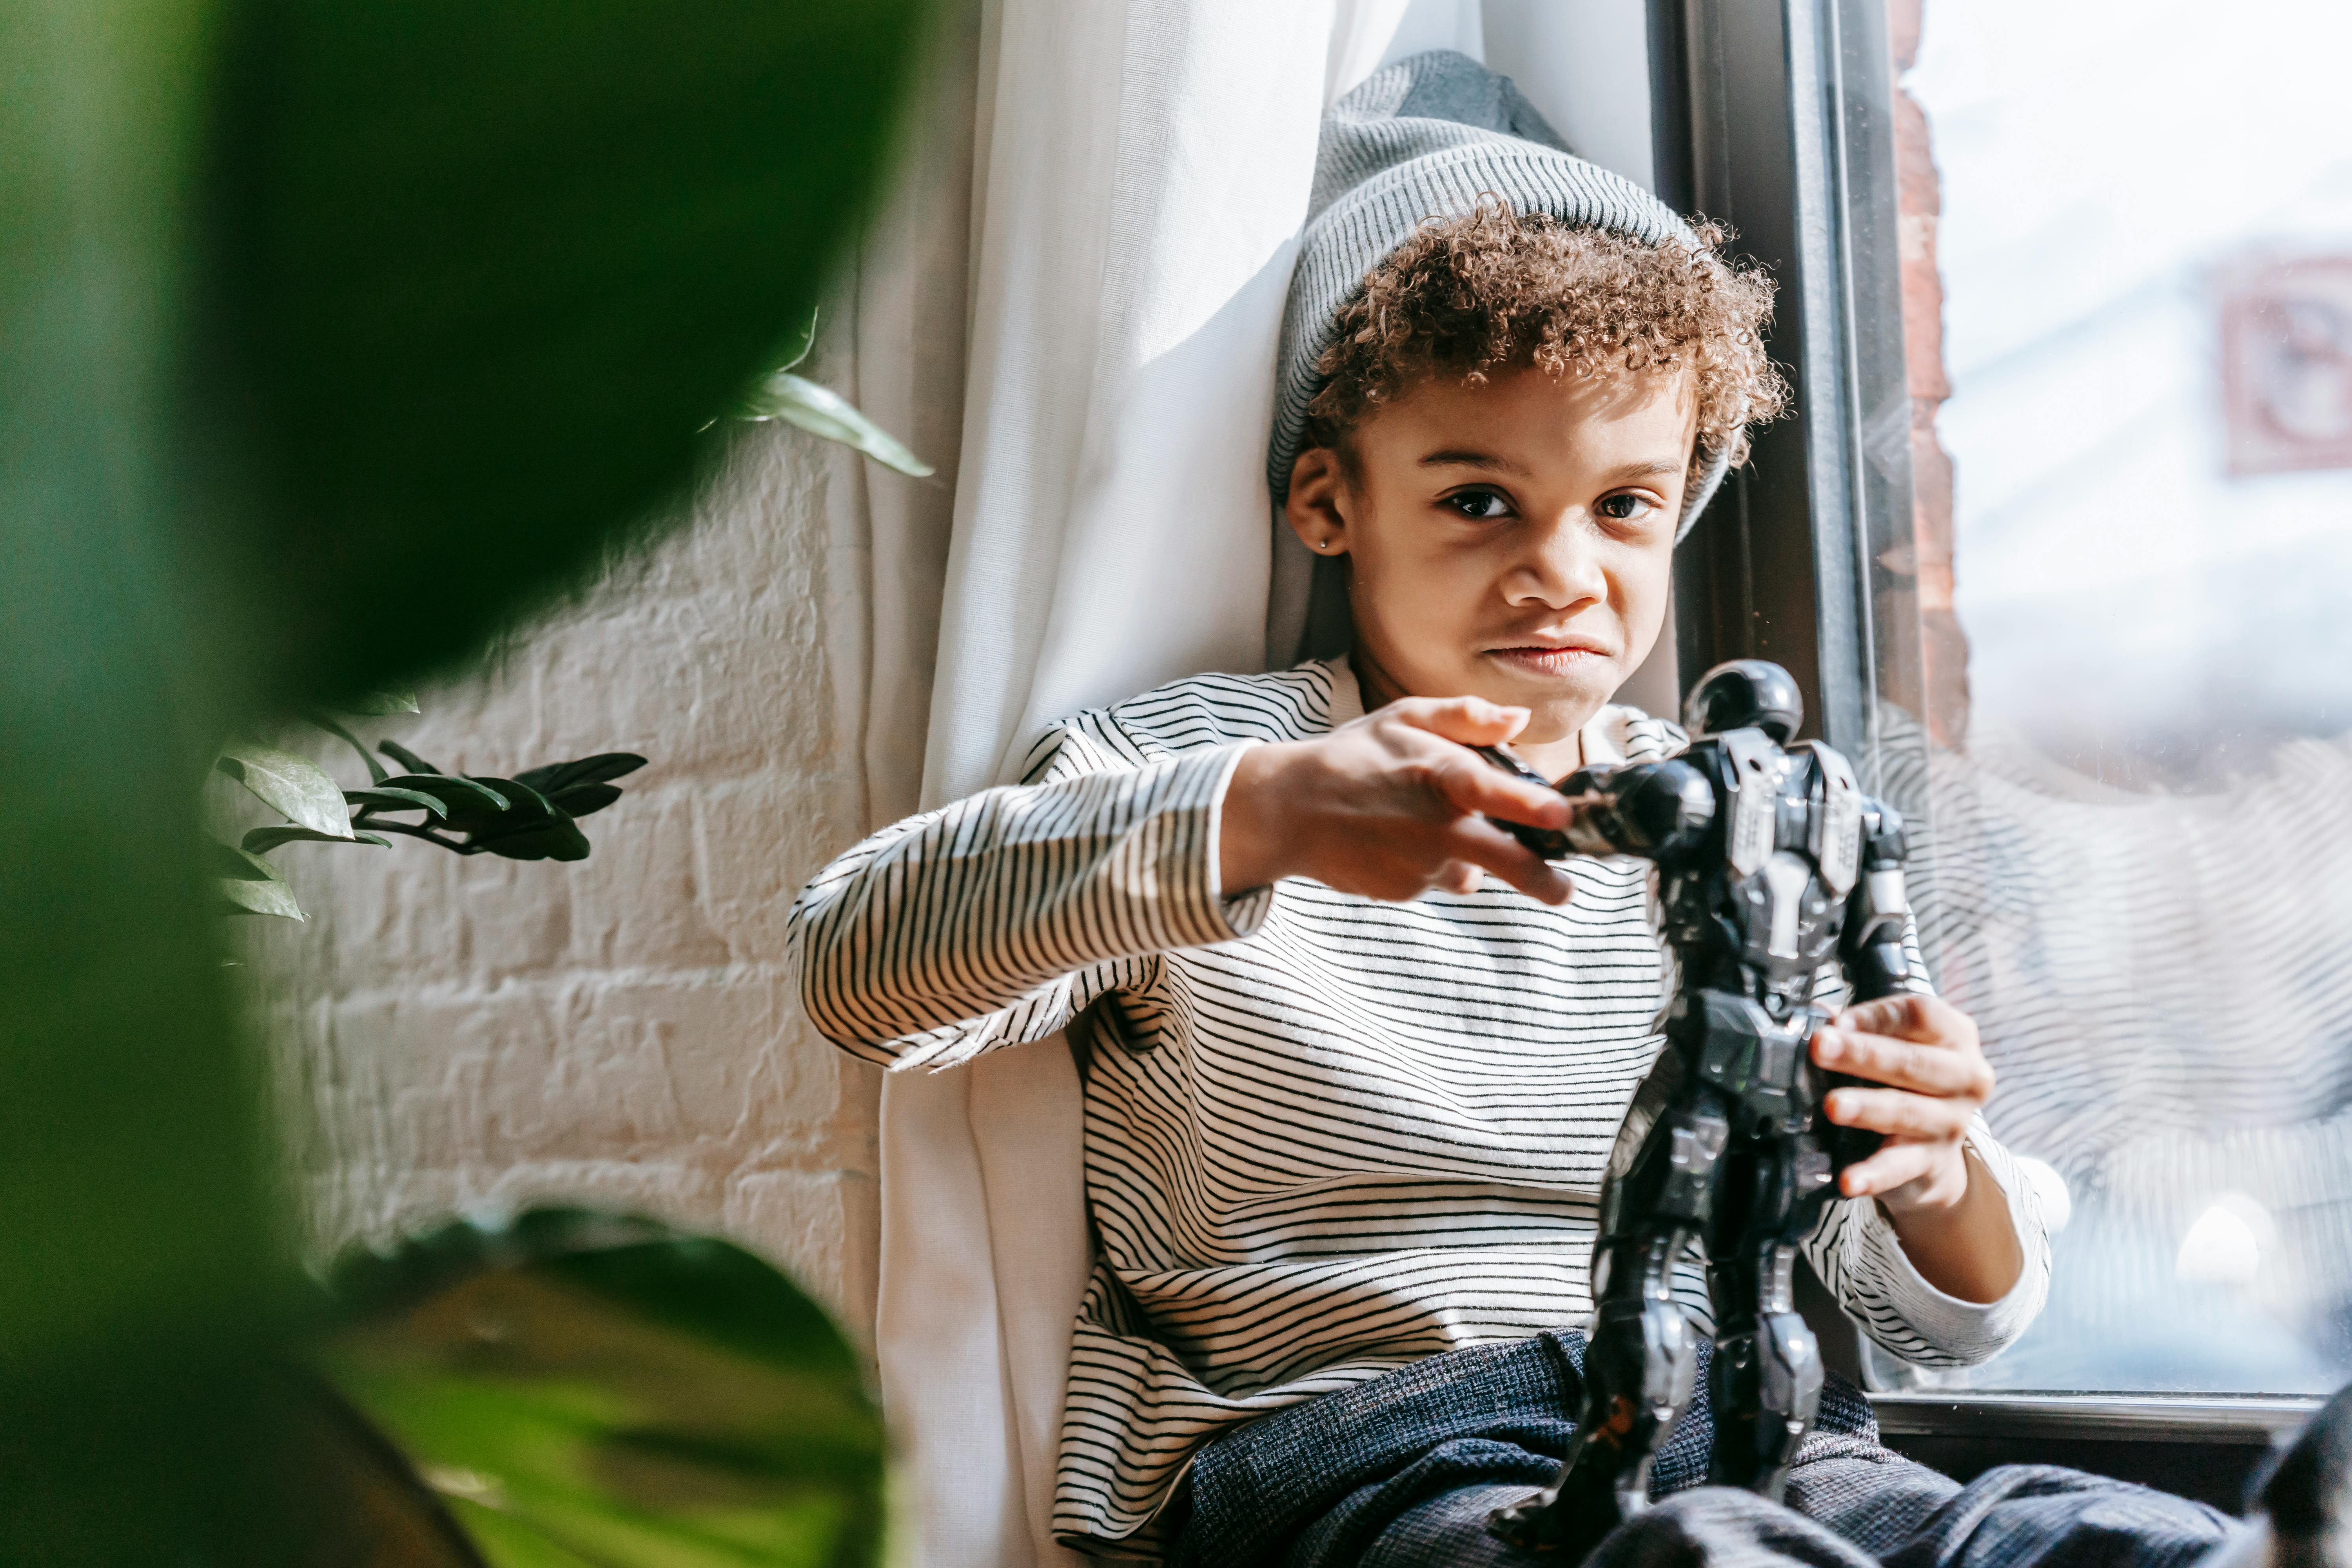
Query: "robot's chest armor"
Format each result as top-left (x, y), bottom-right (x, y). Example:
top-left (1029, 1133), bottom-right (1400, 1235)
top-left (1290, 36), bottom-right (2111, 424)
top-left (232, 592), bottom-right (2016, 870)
top-left (1732, 851), bottom-right (1839, 972)
top-left (1713, 732), bottom-right (1862, 886)
top-left (1700, 731), bottom-right (1866, 980)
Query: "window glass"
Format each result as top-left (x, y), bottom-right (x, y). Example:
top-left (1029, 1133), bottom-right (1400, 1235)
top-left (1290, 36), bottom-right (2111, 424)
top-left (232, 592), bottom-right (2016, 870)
top-left (1880, 0), bottom-right (2352, 1392)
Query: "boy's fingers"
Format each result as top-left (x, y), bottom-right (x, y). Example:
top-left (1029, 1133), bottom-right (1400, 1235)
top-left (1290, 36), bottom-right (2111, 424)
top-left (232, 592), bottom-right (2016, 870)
top-left (1423, 745), bottom-right (1570, 829)
top-left (1822, 1086), bottom-right (1972, 1140)
top-left (1392, 695), bottom-right (1532, 748)
top-left (1835, 993), bottom-right (1973, 1047)
top-left (1444, 819), bottom-right (1574, 905)
top-left (1813, 1027), bottom-right (1991, 1099)
top-left (1839, 1141), bottom-right (1939, 1198)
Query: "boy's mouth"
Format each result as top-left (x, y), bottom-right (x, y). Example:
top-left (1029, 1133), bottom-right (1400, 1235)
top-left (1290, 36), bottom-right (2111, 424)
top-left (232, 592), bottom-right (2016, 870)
top-left (1486, 642), bottom-right (1612, 677)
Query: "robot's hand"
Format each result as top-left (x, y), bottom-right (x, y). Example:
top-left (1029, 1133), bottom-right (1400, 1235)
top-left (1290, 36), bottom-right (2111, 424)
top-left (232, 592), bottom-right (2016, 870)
top-left (1473, 748), bottom-right (1716, 864)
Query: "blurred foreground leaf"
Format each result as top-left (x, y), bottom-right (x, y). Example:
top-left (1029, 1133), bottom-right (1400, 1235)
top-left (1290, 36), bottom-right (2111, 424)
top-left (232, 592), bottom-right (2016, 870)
top-left (2, 0), bottom-right (933, 1555)
top-left (206, 0), bottom-right (938, 701)
top-left (316, 1209), bottom-right (887, 1568)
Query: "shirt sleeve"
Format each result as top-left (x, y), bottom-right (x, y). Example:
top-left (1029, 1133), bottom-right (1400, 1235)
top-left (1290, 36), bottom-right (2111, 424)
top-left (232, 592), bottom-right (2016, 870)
top-left (786, 725), bottom-right (1275, 1072)
top-left (1802, 913), bottom-right (2053, 1365)
top-left (1800, 1114), bottom-right (2053, 1366)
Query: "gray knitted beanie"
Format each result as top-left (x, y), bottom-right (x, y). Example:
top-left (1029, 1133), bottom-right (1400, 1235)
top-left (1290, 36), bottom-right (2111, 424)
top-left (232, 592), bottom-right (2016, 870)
top-left (1266, 51), bottom-right (1739, 661)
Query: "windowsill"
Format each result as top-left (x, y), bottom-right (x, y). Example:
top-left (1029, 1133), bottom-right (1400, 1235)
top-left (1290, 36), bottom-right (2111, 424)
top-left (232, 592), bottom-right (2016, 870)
top-left (1870, 1389), bottom-right (2322, 1445)
top-left (1869, 1389), bottom-right (2321, 1511)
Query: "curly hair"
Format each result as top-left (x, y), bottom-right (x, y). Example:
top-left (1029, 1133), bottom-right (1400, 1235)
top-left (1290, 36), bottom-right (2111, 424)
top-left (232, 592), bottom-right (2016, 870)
top-left (1304, 200), bottom-right (1788, 481)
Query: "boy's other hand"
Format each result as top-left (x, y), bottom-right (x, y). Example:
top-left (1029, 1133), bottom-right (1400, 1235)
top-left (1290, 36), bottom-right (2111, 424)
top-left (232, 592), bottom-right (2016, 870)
top-left (1812, 993), bottom-right (2024, 1303)
top-left (1813, 993), bottom-right (1994, 1210)
top-left (1219, 697), bottom-right (1574, 905)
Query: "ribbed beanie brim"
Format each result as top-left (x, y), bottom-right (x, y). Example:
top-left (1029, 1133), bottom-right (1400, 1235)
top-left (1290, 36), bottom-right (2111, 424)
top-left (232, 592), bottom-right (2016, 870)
top-left (1267, 50), bottom-right (1738, 541)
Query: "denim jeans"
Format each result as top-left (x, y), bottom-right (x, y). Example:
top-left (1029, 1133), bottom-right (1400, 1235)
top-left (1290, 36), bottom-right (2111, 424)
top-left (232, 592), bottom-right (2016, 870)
top-left (1170, 1332), bottom-right (2238, 1568)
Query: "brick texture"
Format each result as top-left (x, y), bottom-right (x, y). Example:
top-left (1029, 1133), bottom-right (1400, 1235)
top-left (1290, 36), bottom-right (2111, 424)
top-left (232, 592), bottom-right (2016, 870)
top-left (237, 421), bottom-right (887, 1350)
top-left (1888, 0), bottom-right (1969, 749)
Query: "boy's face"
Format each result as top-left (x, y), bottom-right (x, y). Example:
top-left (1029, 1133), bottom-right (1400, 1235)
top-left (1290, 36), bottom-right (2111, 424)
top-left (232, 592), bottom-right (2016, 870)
top-left (1286, 365), bottom-right (1696, 755)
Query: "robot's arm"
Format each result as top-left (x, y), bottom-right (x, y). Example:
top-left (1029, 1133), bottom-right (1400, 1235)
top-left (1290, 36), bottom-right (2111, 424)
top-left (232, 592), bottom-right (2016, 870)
top-left (1474, 748), bottom-right (1716, 865)
top-left (1838, 798), bottom-right (1916, 1002)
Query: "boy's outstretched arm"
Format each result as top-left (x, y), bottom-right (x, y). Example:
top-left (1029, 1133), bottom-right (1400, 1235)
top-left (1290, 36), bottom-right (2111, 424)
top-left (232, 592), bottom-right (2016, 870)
top-left (1219, 695), bottom-right (1573, 903)
top-left (792, 693), bottom-right (1577, 1073)
top-left (789, 739), bottom-right (1272, 1071)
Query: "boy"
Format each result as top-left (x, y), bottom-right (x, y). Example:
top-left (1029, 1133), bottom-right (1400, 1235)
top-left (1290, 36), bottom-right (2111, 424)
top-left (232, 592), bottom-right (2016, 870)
top-left (792, 51), bottom-right (2301, 1568)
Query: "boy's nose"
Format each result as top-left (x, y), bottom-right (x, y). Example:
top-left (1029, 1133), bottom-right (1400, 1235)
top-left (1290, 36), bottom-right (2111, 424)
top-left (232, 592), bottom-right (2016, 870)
top-left (1508, 526), bottom-right (1608, 609)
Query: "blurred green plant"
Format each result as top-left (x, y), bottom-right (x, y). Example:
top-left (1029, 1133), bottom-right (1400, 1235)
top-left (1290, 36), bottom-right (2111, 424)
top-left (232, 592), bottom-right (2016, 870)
top-left (213, 689), bottom-right (648, 920)
top-left (3, 0), bottom-right (938, 1559)
top-left (309, 1208), bottom-right (888, 1568)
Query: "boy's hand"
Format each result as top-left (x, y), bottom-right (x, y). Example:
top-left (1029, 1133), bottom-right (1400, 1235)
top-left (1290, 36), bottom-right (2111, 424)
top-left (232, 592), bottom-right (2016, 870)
top-left (1813, 993), bottom-right (2024, 1303)
top-left (1219, 697), bottom-right (1574, 904)
top-left (1806, 1001), bottom-right (2032, 1307)
top-left (1813, 994), bottom-right (1994, 1209)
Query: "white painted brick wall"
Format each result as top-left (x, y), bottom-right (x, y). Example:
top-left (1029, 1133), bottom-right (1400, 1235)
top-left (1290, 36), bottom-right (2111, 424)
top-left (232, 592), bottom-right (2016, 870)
top-left (238, 420), bottom-right (888, 1349)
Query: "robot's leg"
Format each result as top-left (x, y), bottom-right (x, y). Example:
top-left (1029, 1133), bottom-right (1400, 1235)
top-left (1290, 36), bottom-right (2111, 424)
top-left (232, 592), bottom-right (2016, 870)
top-left (1706, 1235), bottom-right (1822, 1499)
top-left (1488, 1068), bottom-right (1724, 1554)
top-left (1487, 1228), bottom-right (1699, 1553)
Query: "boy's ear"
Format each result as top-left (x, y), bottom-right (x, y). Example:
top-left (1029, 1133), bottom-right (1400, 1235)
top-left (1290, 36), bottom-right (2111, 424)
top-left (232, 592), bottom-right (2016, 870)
top-left (1284, 446), bottom-right (1352, 557)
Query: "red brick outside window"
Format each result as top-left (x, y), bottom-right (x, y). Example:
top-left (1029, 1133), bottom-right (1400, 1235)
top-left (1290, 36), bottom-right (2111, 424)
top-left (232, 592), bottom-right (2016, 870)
top-left (1886, 0), bottom-right (1968, 751)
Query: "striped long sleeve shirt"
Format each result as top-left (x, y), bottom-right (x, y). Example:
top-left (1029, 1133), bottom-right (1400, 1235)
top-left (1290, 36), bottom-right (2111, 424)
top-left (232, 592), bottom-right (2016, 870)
top-left (788, 660), bottom-right (2051, 1552)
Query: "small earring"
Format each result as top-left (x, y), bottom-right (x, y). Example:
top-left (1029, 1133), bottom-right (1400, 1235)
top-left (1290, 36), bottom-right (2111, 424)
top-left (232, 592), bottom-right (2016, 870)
top-left (1315, 539), bottom-right (1332, 552)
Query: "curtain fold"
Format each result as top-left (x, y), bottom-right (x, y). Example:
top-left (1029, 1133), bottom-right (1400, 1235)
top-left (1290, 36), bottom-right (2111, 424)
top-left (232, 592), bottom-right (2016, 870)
top-left (864, 4), bottom-right (1479, 1562)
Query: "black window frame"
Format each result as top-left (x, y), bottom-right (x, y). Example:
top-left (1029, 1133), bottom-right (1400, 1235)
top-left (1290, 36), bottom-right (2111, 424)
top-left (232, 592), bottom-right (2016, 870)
top-left (1644, 0), bottom-right (2312, 1505)
top-left (1648, 0), bottom-right (1921, 766)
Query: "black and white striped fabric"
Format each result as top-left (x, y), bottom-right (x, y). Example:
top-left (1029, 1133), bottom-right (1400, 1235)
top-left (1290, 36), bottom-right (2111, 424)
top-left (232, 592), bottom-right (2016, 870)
top-left (788, 661), bottom-right (2050, 1550)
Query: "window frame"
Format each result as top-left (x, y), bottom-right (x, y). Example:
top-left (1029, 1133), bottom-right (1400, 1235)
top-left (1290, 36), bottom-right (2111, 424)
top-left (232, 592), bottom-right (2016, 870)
top-left (1649, 0), bottom-right (1922, 766)
top-left (1646, 0), bottom-right (2310, 1495)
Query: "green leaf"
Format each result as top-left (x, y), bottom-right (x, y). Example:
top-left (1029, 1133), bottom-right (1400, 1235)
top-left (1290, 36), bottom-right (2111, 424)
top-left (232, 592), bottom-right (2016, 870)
top-left (276, 1372), bottom-right (492, 1568)
top-left (211, 842), bottom-right (306, 920)
top-left (217, 0), bottom-right (941, 705)
top-left (511, 753), bottom-right (646, 796)
top-left (471, 817), bottom-right (593, 864)
top-left (303, 710), bottom-right (390, 784)
top-left (2, 0), bottom-right (932, 1553)
top-left (736, 372), bottom-right (935, 477)
top-left (216, 743), bottom-right (353, 838)
top-left (241, 825), bottom-right (388, 854)
top-left (378, 773), bottom-right (508, 823)
top-left (540, 781), bottom-right (622, 820)
top-left (314, 1209), bottom-right (887, 1568)
top-left (456, 778), bottom-right (593, 862)
top-left (344, 786), bottom-right (450, 819)
top-left (511, 753), bottom-right (644, 817)
top-left (378, 739), bottom-right (443, 776)
top-left (344, 687), bottom-right (420, 715)
top-left (3, 2), bottom-right (296, 1556)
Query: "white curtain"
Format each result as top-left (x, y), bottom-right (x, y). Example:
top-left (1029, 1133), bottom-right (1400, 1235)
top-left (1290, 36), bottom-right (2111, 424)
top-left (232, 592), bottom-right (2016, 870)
top-left (837, 4), bottom-right (1655, 1562)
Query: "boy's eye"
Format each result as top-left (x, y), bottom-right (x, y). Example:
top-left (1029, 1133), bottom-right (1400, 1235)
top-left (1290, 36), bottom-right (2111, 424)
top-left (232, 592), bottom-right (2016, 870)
top-left (1596, 492), bottom-right (1658, 523)
top-left (1443, 488), bottom-right (1514, 521)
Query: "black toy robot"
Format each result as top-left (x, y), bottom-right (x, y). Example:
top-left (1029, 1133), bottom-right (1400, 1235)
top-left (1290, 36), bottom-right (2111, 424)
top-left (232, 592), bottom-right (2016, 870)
top-left (1473, 659), bottom-right (1918, 1555)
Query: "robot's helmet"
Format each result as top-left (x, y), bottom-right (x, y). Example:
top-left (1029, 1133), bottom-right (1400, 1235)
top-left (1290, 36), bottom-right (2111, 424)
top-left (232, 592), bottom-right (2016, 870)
top-left (1684, 660), bottom-right (1803, 743)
